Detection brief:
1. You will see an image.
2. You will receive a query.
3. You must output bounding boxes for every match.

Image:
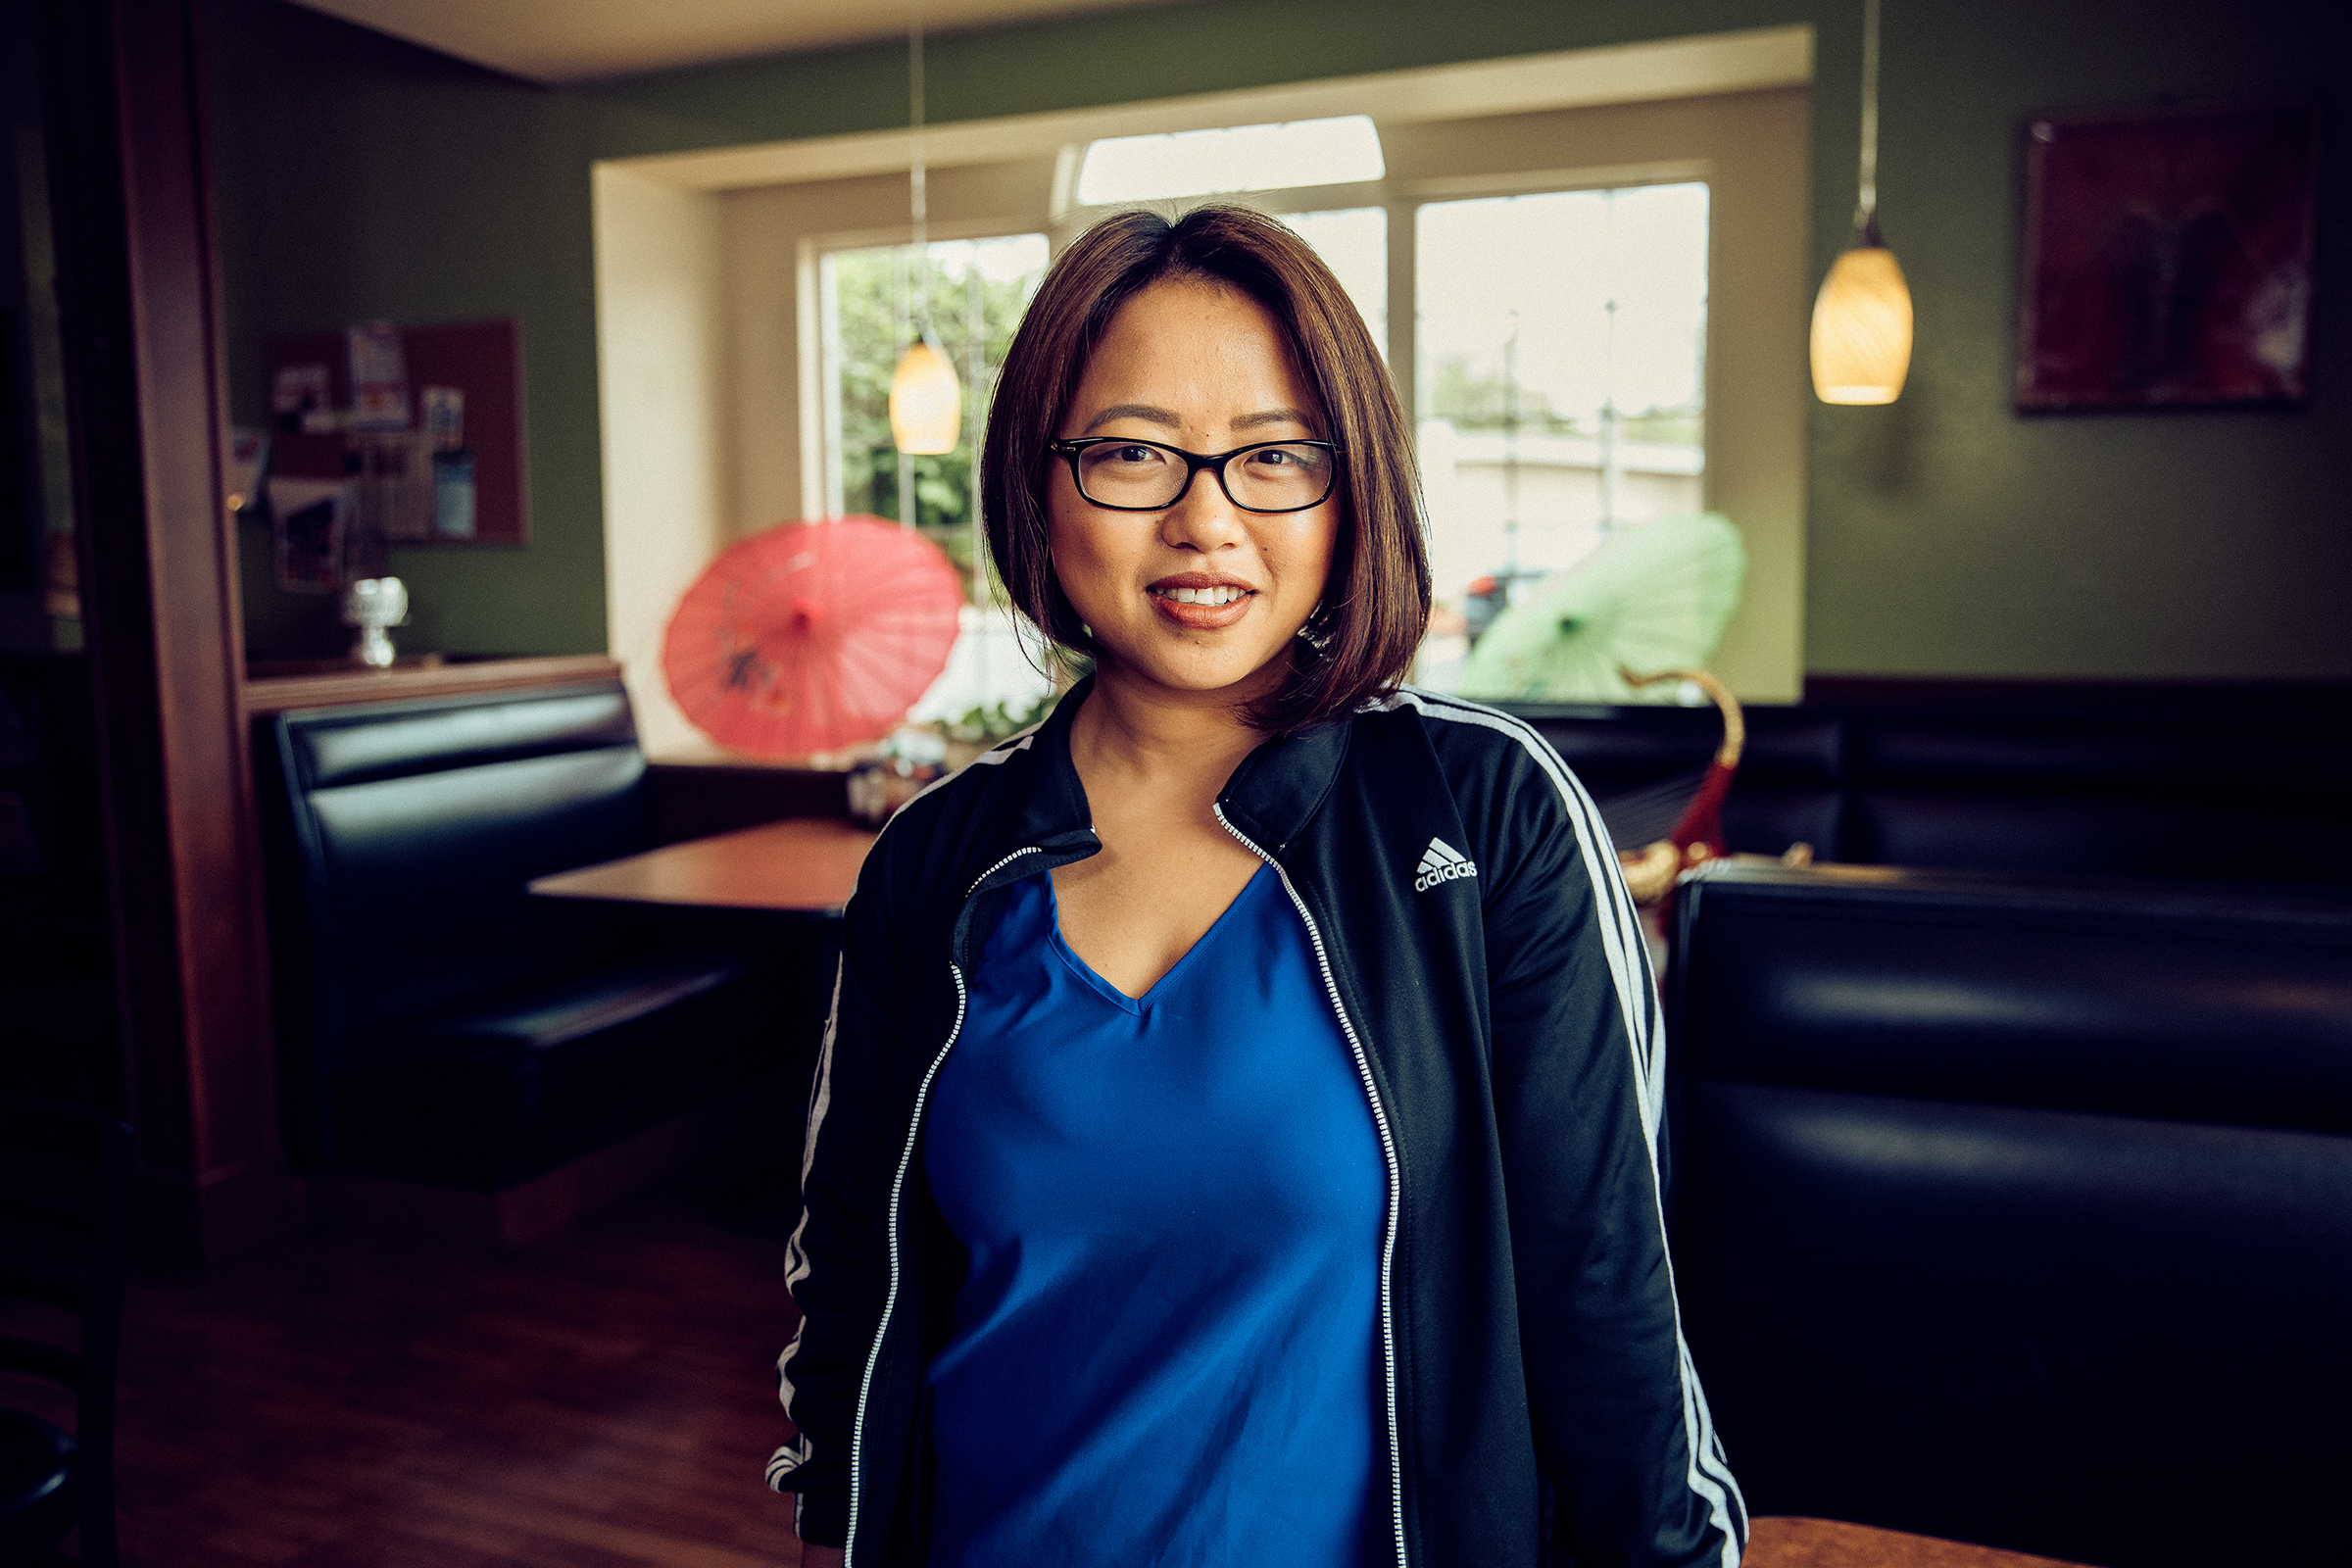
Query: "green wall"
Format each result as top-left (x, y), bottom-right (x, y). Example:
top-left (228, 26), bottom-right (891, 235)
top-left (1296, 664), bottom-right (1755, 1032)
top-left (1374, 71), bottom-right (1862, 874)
top-left (1809, 0), bottom-right (2349, 678)
top-left (206, 0), bottom-right (2349, 677)
top-left (208, 0), bottom-right (604, 657)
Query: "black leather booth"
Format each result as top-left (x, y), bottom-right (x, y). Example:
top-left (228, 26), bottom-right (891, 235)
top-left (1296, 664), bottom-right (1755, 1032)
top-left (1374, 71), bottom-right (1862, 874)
top-left (1508, 690), bottom-right (2352, 882)
top-left (1665, 862), bottom-right (2352, 1568)
top-left (258, 679), bottom-right (808, 1196)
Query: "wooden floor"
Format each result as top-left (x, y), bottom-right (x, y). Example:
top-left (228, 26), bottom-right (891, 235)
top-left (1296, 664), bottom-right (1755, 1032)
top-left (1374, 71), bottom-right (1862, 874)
top-left (102, 1193), bottom-right (2108, 1568)
top-left (115, 1192), bottom-right (808, 1568)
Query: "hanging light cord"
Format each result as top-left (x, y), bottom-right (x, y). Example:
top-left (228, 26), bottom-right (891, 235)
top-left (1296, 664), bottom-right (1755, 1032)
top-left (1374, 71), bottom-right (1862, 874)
top-left (908, 0), bottom-right (935, 342)
top-left (1855, 0), bottom-right (1881, 234)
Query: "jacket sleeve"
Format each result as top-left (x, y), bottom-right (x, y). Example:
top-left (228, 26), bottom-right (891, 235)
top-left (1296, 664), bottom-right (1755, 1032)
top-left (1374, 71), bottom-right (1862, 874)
top-left (1476, 735), bottom-right (1746, 1568)
top-left (768, 845), bottom-right (915, 1549)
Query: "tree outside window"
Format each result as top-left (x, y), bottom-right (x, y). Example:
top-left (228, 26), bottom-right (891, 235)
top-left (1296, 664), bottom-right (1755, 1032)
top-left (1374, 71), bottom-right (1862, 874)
top-left (820, 234), bottom-right (1055, 732)
top-left (821, 234), bottom-right (1049, 596)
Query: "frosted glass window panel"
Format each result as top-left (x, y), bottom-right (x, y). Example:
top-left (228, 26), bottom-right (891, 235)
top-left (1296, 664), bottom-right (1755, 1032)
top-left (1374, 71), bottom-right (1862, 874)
top-left (1076, 117), bottom-right (1385, 204)
top-left (1418, 185), bottom-right (1707, 435)
top-left (1281, 207), bottom-right (1388, 356)
top-left (961, 232), bottom-right (1054, 286)
top-left (1412, 183), bottom-right (1709, 691)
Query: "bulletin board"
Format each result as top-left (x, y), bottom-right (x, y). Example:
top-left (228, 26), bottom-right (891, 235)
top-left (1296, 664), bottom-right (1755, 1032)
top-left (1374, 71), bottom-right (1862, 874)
top-left (264, 318), bottom-right (529, 545)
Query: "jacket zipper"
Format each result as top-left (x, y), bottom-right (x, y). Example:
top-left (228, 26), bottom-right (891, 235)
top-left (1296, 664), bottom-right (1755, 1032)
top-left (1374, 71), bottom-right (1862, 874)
top-left (842, 845), bottom-right (1051, 1567)
top-left (1215, 805), bottom-right (1410, 1568)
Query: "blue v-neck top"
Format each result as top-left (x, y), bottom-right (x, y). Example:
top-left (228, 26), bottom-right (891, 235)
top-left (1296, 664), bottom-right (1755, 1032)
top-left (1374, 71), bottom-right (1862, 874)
top-left (919, 863), bottom-right (1385, 1568)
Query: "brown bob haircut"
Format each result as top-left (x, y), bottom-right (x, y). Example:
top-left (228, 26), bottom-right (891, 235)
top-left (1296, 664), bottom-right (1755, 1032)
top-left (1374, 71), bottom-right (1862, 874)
top-left (980, 204), bottom-right (1431, 734)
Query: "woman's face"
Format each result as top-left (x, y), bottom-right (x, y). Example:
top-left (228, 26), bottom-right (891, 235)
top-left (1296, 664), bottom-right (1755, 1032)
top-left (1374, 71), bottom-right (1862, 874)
top-left (1048, 278), bottom-right (1339, 710)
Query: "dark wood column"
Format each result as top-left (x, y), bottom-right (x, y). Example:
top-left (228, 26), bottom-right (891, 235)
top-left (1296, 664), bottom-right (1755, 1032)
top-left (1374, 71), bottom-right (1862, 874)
top-left (43, 0), bottom-right (298, 1266)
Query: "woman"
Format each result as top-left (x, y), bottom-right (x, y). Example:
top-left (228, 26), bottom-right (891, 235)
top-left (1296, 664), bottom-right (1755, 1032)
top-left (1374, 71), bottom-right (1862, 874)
top-left (770, 205), bottom-right (1743, 1568)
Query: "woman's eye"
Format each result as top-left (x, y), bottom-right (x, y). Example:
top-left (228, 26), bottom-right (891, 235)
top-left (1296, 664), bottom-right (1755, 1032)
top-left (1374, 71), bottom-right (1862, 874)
top-left (1098, 444), bottom-right (1164, 466)
top-left (1246, 445), bottom-right (1321, 470)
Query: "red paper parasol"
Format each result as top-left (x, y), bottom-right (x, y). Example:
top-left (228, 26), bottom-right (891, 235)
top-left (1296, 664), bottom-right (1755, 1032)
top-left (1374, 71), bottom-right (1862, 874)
top-left (662, 515), bottom-right (964, 758)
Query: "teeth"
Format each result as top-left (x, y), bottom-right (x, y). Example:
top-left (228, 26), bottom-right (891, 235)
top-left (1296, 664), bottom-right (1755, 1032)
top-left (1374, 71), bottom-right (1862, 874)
top-left (1160, 586), bottom-right (1245, 606)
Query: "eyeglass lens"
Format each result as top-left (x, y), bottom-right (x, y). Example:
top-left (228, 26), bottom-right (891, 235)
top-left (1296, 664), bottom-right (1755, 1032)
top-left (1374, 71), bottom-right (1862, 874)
top-left (1074, 441), bottom-right (1334, 512)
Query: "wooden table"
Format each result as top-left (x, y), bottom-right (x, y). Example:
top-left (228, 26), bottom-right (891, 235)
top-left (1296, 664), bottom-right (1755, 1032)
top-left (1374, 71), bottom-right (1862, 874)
top-left (245, 653), bottom-right (622, 714)
top-left (1746, 1518), bottom-right (2095, 1568)
top-left (529, 815), bottom-right (876, 914)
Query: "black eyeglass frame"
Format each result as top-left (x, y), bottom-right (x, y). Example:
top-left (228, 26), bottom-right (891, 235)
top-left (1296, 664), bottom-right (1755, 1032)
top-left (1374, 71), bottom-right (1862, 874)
top-left (1046, 436), bottom-right (1343, 514)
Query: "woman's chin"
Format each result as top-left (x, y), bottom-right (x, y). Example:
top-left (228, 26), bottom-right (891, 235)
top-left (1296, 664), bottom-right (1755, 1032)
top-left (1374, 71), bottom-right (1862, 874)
top-left (1093, 636), bottom-right (1298, 708)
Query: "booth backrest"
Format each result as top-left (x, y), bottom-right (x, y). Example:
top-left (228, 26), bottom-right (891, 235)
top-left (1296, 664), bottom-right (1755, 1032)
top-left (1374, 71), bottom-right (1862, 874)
top-left (263, 681), bottom-right (653, 1055)
top-left (1664, 862), bottom-right (2352, 1568)
top-left (1507, 692), bottom-right (2352, 882)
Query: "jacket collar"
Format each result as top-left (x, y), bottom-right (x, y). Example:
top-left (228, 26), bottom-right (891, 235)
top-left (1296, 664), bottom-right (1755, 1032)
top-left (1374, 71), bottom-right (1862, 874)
top-left (1219, 712), bottom-right (1350, 858)
top-left (1009, 673), bottom-right (1351, 863)
top-left (1005, 676), bottom-right (1098, 852)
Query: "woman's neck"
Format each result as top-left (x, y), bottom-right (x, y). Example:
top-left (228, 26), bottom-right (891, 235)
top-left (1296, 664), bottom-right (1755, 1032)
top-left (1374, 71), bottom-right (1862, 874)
top-left (1067, 663), bottom-right (1268, 804)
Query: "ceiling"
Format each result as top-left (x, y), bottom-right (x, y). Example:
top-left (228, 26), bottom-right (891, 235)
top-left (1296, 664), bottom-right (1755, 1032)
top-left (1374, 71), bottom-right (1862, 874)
top-left (285, 0), bottom-right (1188, 85)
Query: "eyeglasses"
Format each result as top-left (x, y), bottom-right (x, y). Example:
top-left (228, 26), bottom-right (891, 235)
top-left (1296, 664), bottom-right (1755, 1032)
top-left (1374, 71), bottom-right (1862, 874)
top-left (1048, 437), bottom-right (1341, 514)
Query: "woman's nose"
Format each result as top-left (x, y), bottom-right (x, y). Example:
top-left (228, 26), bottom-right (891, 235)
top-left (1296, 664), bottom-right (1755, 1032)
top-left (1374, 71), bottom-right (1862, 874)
top-left (1158, 466), bottom-right (1245, 551)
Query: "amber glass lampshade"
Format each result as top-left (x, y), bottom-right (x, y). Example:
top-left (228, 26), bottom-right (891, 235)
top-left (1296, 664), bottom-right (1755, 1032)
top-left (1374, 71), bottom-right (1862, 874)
top-left (1810, 239), bottom-right (1913, 405)
top-left (889, 340), bottom-right (961, 455)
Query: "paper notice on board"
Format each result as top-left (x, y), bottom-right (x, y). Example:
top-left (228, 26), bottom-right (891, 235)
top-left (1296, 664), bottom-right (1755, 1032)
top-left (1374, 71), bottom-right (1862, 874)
top-left (420, 385), bottom-right (465, 450)
top-left (347, 321), bottom-right (411, 431)
top-left (432, 448), bottom-right (476, 539)
top-left (269, 477), bottom-right (350, 593)
top-left (353, 431), bottom-right (435, 542)
top-left (272, 364), bottom-right (333, 434)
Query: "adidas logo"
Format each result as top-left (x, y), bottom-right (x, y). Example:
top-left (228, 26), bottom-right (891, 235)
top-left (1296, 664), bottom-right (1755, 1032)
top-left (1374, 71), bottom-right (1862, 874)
top-left (1413, 837), bottom-right (1479, 893)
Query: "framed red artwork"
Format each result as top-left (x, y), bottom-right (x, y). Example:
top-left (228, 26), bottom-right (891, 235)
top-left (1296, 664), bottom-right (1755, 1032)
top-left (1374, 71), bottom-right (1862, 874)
top-left (2015, 98), bottom-right (2320, 412)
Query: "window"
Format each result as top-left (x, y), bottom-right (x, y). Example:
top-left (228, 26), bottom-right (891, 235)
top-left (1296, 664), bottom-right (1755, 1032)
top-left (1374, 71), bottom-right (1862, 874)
top-left (1279, 206), bottom-right (1388, 353)
top-left (1075, 116), bottom-right (1384, 204)
top-left (1054, 175), bottom-right (1706, 695)
top-left (818, 233), bottom-right (1049, 538)
top-left (1411, 183), bottom-right (1710, 690)
top-left (817, 233), bottom-right (1056, 727)
top-left (816, 187), bottom-right (1711, 710)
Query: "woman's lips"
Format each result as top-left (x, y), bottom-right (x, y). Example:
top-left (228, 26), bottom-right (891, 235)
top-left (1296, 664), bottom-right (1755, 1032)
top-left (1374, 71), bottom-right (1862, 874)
top-left (1147, 582), bottom-right (1254, 629)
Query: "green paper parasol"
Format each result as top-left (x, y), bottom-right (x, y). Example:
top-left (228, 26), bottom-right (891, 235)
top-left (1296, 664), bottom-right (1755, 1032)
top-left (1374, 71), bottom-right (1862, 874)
top-left (1456, 513), bottom-right (1747, 704)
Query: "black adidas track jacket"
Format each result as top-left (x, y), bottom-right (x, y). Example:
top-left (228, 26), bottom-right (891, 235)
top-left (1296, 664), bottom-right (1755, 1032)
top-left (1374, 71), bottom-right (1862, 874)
top-left (768, 680), bottom-right (1745, 1568)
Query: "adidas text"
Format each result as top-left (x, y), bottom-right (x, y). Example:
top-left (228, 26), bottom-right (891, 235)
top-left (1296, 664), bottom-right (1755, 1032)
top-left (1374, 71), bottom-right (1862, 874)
top-left (1414, 860), bottom-right (1480, 893)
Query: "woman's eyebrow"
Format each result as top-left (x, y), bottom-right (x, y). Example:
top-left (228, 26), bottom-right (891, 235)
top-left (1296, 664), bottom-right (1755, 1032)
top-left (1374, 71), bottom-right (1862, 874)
top-left (1080, 403), bottom-right (1182, 432)
top-left (1230, 407), bottom-right (1316, 432)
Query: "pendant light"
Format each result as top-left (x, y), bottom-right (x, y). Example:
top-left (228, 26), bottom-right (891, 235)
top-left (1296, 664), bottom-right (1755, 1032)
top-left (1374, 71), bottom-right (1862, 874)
top-left (888, 0), bottom-right (961, 457)
top-left (1810, 0), bottom-right (1913, 405)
